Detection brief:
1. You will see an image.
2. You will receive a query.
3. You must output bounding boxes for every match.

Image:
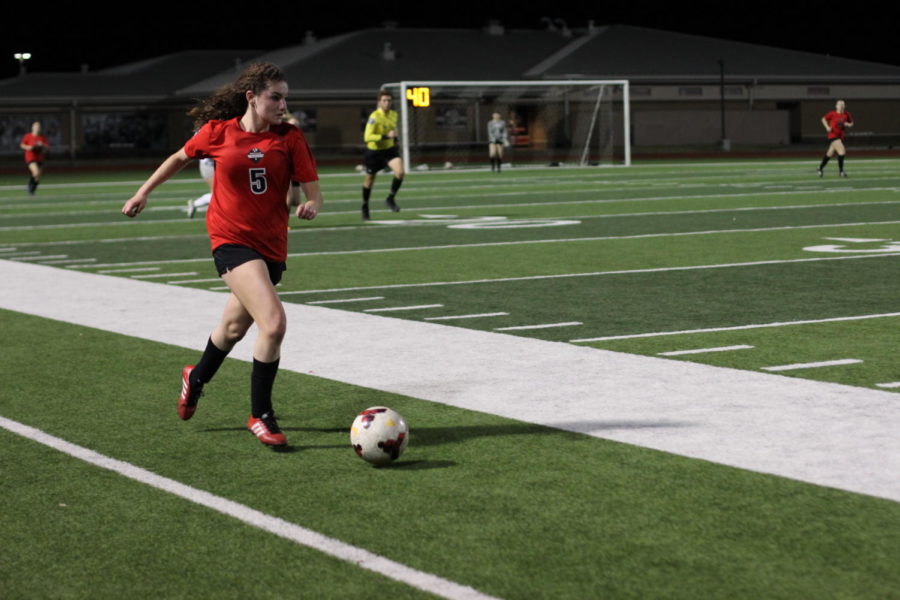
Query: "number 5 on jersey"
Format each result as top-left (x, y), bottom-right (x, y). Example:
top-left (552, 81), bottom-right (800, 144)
top-left (249, 168), bottom-right (267, 194)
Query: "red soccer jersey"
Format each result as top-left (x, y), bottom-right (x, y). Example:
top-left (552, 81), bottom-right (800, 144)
top-left (21, 133), bottom-right (49, 163)
top-left (183, 118), bottom-right (318, 262)
top-left (823, 110), bottom-right (853, 140)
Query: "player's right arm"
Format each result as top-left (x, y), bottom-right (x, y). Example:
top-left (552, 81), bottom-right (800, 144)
top-left (122, 148), bottom-right (192, 217)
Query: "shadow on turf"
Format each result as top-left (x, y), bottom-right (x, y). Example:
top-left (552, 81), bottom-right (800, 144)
top-left (299, 421), bottom-right (690, 447)
top-left (197, 420), bottom-right (691, 453)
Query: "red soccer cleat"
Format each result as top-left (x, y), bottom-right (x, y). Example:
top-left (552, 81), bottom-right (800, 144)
top-left (178, 365), bottom-right (202, 420)
top-left (247, 413), bottom-right (288, 446)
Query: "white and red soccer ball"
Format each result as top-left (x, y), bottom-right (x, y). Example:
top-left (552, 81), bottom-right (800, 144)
top-left (350, 407), bottom-right (409, 465)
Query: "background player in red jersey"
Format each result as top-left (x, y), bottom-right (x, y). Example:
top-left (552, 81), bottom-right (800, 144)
top-left (121, 63), bottom-right (323, 448)
top-left (20, 121), bottom-right (49, 195)
top-left (817, 100), bottom-right (854, 177)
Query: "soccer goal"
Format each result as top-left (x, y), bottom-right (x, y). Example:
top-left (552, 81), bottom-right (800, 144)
top-left (380, 80), bottom-right (630, 169)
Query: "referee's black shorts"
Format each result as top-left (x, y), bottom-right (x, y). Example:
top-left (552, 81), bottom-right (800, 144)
top-left (364, 146), bottom-right (400, 175)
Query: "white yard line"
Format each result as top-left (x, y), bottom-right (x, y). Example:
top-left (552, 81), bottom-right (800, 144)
top-left (0, 416), bottom-right (499, 600)
top-left (876, 382), bottom-right (900, 389)
top-left (98, 267), bottom-right (161, 274)
top-left (426, 312), bottom-right (510, 321)
top-left (284, 253), bottom-right (900, 296)
top-left (2, 260), bottom-right (899, 507)
top-left (572, 312), bottom-right (900, 342)
top-left (494, 322), bottom-right (583, 331)
top-left (38, 258), bottom-right (98, 266)
top-left (659, 345), bottom-right (754, 356)
top-left (762, 359), bottom-right (863, 372)
top-left (364, 304), bottom-right (444, 313)
top-left (132, 272), bottom-right (198, 279)
top-left (306, 296), bottom-right (385, 305)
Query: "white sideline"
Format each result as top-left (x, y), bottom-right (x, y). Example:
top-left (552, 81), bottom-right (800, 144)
top-left (0, 416), bottom-right (498, 600)
top-left (2, 259), bottom-right (899, 506)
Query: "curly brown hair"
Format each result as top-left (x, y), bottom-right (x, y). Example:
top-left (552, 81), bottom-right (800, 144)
top-left (188, 62), bottom-right (286, 129)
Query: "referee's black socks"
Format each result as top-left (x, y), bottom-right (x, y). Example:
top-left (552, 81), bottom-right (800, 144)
top-left (389, 176), bottom-right (403, 197)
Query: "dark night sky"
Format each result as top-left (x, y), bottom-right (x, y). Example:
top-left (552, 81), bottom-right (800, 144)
top-left (4, 1), bottom-right (898, 79)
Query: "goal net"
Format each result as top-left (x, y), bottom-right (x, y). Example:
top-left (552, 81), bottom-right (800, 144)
top-left (380, 80), bottom-right (630, 170)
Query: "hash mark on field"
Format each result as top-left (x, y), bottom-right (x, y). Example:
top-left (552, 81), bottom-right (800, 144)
top-left (364, 304), bottom-right (444, 313)
top-left (16, 254), bottom-right (67, 261)
top-left (168, 278), bottom-right (220, 285)
top-left (876, 382), bottom-right (900, 389)
top-left (495, 322), bottom-right (583, 331)
top-left (39, 258), bottom-right (98, 266)
top-left (306, 296), bottom-right (385, 305)
top-left (762, 359), bottom-right (863, 372)
top-left (97, 267), bottom-right (161, 274)
top-left (0, 416), bottom-right (499, 600)
top-left (131, 272), bottom-right (198, 279)
top-left (659, 345), bottom-right (754, 356)
top-left (426, 312), bottom-right (510, 321)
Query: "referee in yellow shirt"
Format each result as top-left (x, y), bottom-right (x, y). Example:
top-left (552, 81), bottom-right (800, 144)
top-left (361, 90), bottom-right (404, 220)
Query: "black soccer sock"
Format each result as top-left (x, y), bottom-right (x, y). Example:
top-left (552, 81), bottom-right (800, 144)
top-left (496, 158), bottom-right (502, 172)
top-left (838, 155), bottom-right (845, 171)
top-left (362, 186), bottom-right (371, 204)
top-left (490, 157), bottom-right (497, 171)
top-left (250, 357), bottom-right (280, 418)
top-left (388, 177), bottom-right (403, 197)
top-left (191, 337), bottom-right (230, 387)
top-left (819, 156), bottom-right (830, 170)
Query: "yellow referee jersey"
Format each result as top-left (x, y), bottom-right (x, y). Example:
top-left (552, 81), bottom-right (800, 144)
top-left (363, 109), bottom-right (398, 151)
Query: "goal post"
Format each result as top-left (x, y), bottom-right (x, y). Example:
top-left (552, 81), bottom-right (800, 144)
top-left (380, 80), bottom-right (631, 170)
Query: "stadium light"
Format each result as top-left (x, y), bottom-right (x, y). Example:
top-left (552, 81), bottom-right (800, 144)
top-left (14, 52), bottom-right (31, 75)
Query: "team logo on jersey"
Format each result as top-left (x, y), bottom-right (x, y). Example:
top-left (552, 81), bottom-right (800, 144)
top-left (247, 148), bottom-right (265, 163)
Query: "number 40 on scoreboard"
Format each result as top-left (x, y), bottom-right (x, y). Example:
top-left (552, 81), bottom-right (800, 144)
top-left (406, 87), bottom-right (431, 108)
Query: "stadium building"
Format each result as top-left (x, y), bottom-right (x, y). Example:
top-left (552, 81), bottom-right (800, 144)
top-left (2, 23), bottom-right (900, 165)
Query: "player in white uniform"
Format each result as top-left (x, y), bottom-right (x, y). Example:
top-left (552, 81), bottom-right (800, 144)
top-left (186, 158), bottom-right (215, 218)
top-left (487, 112), bottom-right (509, 172)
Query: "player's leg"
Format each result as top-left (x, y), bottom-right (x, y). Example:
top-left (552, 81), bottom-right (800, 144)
top-left (221, 259), bottom-right (288, 446)
top-left (362, 171), bottom-right (375, 221)
top-left (818, 140), bottom-right (837, 176)
top-left (178, 292), bottom-right (253, 420)
top-left (833, 139), bottom-right (848, 176)
top-left (496, 143), bottom-right (504, 172)
top-left (385, 156), bottom-right (404, 212)
top-left (26, 162), bottom-right (41, 195)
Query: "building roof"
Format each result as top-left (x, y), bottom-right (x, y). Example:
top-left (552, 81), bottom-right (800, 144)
top-left (0, 50), bottom-right (262, 104)
top-left (3, 25), bottom-right (900, 104)
top-left (535, 25), bottom-right (900, 82)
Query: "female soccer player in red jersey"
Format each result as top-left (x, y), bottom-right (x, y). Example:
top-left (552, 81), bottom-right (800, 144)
top-left (121, 63), bottom-right (323, 447)
top-left (20, 121), bottom-right (49, 195)
top-left (817, 100), bottom-right (853, 177)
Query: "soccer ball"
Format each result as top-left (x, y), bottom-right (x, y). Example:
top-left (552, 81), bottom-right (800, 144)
top-left (350, 406), bottom-right (409, 465)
